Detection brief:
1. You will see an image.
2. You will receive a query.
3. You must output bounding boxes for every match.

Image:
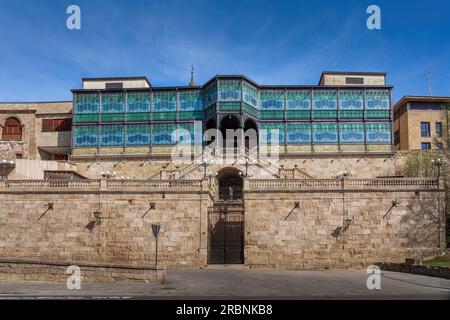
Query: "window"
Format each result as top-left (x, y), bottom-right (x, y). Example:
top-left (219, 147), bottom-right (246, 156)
top-left (2, 117), bottom-right (22, 140)
top-left (394, 130), bottom-right (400, 146)
top-left (420, 122), bottom-right (430, 138)
top-left (42, 119), bottom-right (72, 132)
top-left (105, 82), bottom-right (123, 90)
top-left (436, 122), bottom-right (443, 138)
top-left (421, 143), bottom-right (431, 150)
top-left (345, 77), bottom-right (364, 85)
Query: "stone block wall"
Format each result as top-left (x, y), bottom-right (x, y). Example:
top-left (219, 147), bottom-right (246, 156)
top-left (244, 189), bottom-right (445, 269)
top-left (0, 259), bottom-right (166, 283)
top-left (0, 188), bottom-right (211, 269)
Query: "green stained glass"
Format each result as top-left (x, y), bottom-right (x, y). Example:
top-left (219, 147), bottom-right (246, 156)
top-left (243, 104), bottom-right (258, 117)
top-left (102, 93), bottom-right (125, 113)
top-left (286, 110), bottom-right (310, 120)
top-left (219, 102), bottom-right (240, 111)
top-left (287, 90), bottom-right (311, 110)
top-left (73, 114), bottom-right (99, 123)
top-left (127, 92), bottom-right (151, 113)
top-left (179, 90), bottom-right (203, 111)
top-left (339, 90), bottom-right (363, 110)
top-left (219, 80), bottom-right (241, 101)
top-left (153, 112), bottom-right (177, 121)
top-left (313, 90), bottom-right (337, 110)
top-left (243, 82), bottom-right (258, 108)
top-left (178, 111), bottom-right (204, 120)
top-left (260, 90), bottom-right (284, 110)
top-left (313, 110), bottom-right (337, 119)
top-left (75, 93), bottom-right (100, 114)
top-left (101, 113), bottom-right (124, 122)
top-left (153, 91), bottom-right (177, 112)
top-left (126, 113), bottom-right (151, 121)
top-left (260, 110), bottom-right (284, 120)
top-left (365, 110), bottom-right (390, 119)
top-left (204, 82), bottom-right (218, 107)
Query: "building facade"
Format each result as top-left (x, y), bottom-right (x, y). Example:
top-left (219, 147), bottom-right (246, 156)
top-left (0, 71), bottom-right (447, 275)
top-left (393, 96), bottom-right (450, 151)
top-left (71, 72), bottom-right (393, 157)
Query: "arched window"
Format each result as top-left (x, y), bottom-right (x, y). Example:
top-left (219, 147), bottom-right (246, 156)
top-left (2, 117), bottom-right (22, 141)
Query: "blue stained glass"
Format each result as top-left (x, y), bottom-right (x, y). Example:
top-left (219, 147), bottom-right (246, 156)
top-left (126, 124), bottom-right (150, 146)
top-left (313, 123), bottom-right (338, 143)
top-left (243, 82), bottom-right (258, 108)
top-left (153, 91), bottom-right (177, 112)
top-left (102, 93), bottom-right (125, 113)
top-left (127, 92), bottom-right (151, 113)
top-left (365, 90), bottom-right (390, 110)
top-left (74, 126), bottom-right (98, 147)
top-left (100, 125), bottom-right (124, 146)
top-left (313, 90), bottom-right (337, 110)
top-left (366, 122), bottom-right (391, 143)
top-left (204, 82), bottom-right (218, 107)
top-left (179, 91), bottom-right (203, 111)
top-left (75, 93), bottom-right (100, 114)
top-left (339, 123), bottom-right (365, 143)
top-left (176, 123), bottom-right (195, 145)
top-left (287, 90), bottom-right (311, 110)
top-left (339, 90), bottom-right (363, 110)
top-left (287, 124), bottom-right (311, 144)
top-left (260, 123), bottom-right (285, 144)
top-left (152, 124), bottom-right (177, 145)
top-left (260, 90), bottom-right (284, 110)
top-left (219, 80), bottom-right (241, 102)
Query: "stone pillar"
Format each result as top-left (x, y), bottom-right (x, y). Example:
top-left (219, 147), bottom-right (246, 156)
top-left (198, 179), bottom-right (211, 266)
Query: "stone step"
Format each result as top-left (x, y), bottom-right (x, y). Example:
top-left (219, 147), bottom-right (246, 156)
top-left (203, 264), bottom-right (250, 270)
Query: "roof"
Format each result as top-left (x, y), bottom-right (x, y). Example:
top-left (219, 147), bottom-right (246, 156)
top-left (81, 76), bottom-right (151, 86)
top-left (72, 74), bottom-right (392, 93)
top-left (393, 96), bottom-right (450, 112)
top-left (319, 71), bottom-right (387, 85)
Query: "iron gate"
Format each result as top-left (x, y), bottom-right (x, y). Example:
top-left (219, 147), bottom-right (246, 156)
top-left (208, 209), bottom-right (244, 264)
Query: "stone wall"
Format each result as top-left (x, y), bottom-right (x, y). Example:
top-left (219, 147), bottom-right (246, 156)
top-left (0, 178), bottom-right (444, 270)
top-left (0, 180), bottom-right (211, 269)
top-left (0, 259), bottom-right (166, 283)
top-left (244, 182), bottom-right (445, 269)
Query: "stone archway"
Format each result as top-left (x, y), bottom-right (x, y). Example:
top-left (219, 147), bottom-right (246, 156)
top-left (244, 118), bottom-right (258, 151)
top-left (208, 167), bottom-right (245, 265)
top-left (219, 115), bottom-right (241, 149)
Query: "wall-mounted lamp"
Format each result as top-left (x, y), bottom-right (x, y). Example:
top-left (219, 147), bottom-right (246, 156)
top-left (294, 202), bottom-right (300, 209)
top-left (142, 202), bottom-right (156, 219)
top-left (344, 218), bottom-right (353, 228)
top-left (392, 200), bottom-right (399, 207)
top-left (47, 202), bottom-right (54, 210)
top-left (93, 210), bottom-right (102, 225)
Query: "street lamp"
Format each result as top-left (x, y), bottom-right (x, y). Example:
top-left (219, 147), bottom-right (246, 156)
top-left (197, 158), bottom-right (215, 178)
top-left (1, 160), bottom-right (14, 180)
top-left (431, 158), bottom-right (446, 188)
top-left (239, 157), bottom-right (254, 177)
top-left (100, 171), bottom-right (117, 179)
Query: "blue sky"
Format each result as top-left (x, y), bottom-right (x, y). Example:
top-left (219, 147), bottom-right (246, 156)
top-left (0, 0), bottom-right (449, 102)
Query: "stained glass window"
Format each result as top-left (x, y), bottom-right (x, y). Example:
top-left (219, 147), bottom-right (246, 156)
top-left (126, 124), bottom-right (150, 146)
top-left (204, 82), bottom-right (218, 107)
top-left (287, 90), bottom-right (311, 110)
top-left (179, 91), bottom-right (203, 111)
top-left (313, 90), bottom-right (337, 110)
top-left (287, 123), bottom-right (311, 144)
top-left (127, 92), bottom-right (151, 113)
top-left (219, 80), bottom-right (242, 101)
top-left (177, 123), bottom-right (195, 145)
top-left (339, 123), bottom-right (365, 144)
top-left (73, 126), bottom-right (98, 147)
top-left (101, 93), bottom-right (125, 113)
top-left (74, 93), bottom-right (100, 114)
top-left (153, 91), bottom-right (177, 112)
top-left (260, 123), bottom-right (285, 145)
top-left (365, 90), bottom-right (390, 110)
top-left (366, 122), bottom-right (391, 143)
top-left (339, 90), bottom-right (363, 110)
top-left (152, 124), bottom-right (178, 145)
top-left (313, 123), bottom-right (338, 144)
top-left (260, 90), bottom-right (284, 110)
top-left (100, 125), bottom-right (124, 146)
top-left (243, 82), bottom-right (258, 108)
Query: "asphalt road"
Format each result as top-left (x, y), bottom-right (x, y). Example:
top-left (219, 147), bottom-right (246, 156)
top-left (0, 269), bottom-right (449, 300)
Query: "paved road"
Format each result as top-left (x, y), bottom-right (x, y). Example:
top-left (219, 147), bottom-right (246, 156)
top-left (0, 269), bottom-right (449, 300)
